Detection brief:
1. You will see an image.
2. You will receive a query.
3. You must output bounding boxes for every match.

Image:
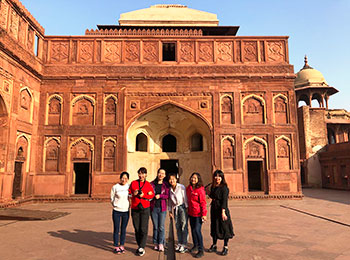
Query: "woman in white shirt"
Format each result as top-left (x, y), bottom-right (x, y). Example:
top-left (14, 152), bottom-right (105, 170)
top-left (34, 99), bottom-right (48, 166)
top-left (168, 172), bottom-right (189, 253)
top-left (110, 171), bottom-right (130, 254)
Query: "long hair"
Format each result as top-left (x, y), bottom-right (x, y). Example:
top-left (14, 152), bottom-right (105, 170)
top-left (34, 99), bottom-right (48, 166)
top-left (189, 172), bottom-right (203, 189)
top-left (212, 169), bottom-right (227, 187)
top-left (153, 168), bottom-right (166, 183)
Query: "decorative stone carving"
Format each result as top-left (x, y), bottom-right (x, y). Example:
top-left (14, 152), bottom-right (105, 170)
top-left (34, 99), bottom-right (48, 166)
top-left (105, 97), bottom-right (117, 125)
top-left (217, 42), bottom-right (233, 62)
top-left (274, 95), bottom-right (288, 124)
top-left (18, 18), bottom-right (27, 46)
top-left (235, 41), bottom-right (241, 62)
top-left (246, 141), bottom-right (265, 159)
top-left (125, 41), bottom-right (140, 62)
top-left (260, 41), bottom-right (265, 62)
top-left (222, 137), bottom-right (235, 170)
top-left (72, 98), bottom-right (94, 125)
top-left (0, 0), bottom-right (9, 29)
top-left (267, 41), bottom-right (285, 62)
top-left (243, 96), bottom-right (264, 124)
top-left (20, 89), bottom-right (31, 110)
top-left (80, 41), bottom-right (93, 63)
top-left (221, 95), bottom-right (233, 124)
top-left (104, 41), bottom-right (121, 63)
top-left (48, 97), bottom-right (61, 125)
top-left (198, 42), bottom-right (213, 62)
top-left (103, 139), bottom-right (116, 172)
top-left (3, 81), bottom-right (10, 92)
top-left (143, 41), bottom-right (158, 62)
top-left (199, 100), bottom-right (209, 109)
top-left (51, 42), bottom-right (69, 63)
top-left (9, 9), bottom-right (19, 40)
top-left (45, 138), bottom-right (60, 172)
top-left (243, 41), bottom-right (258, 62)
top-left (276, 138), bottom-right (290, 170)
top-left (180, 41), bottom-right (195, 62)
top-left (27, 27), bottom-right (34, 51)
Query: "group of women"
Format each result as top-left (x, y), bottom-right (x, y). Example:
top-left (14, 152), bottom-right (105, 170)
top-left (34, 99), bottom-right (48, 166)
top-left (110, 167), bottom-right (234, 258)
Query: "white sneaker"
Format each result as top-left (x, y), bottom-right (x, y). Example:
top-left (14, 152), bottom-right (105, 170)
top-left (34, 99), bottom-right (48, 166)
top-left (178, 245), bottom-right (187, 254)
top-left (138, 247), bottom-right (145, 256)
top-left (175, 244), bottom-right (181, 251)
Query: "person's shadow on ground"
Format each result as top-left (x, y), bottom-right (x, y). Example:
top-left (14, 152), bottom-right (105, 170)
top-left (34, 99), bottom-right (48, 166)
top-left (47, 229), bottom-right (137, 253)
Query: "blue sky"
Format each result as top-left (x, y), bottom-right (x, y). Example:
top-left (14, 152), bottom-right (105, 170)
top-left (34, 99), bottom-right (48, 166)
top-left (20, 0), bottom-right (350, 110)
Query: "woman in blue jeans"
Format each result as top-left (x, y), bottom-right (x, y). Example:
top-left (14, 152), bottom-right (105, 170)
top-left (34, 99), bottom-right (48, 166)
top-left (150, 168), bottom-right (169, 251)
top-left (110, 171), bottom-right (130, 254)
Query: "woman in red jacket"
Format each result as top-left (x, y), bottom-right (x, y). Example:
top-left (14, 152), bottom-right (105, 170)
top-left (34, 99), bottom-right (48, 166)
top-left (129, 167), bottom-right (154, 257)
top-left (186, 172), bottom-right (207, 258)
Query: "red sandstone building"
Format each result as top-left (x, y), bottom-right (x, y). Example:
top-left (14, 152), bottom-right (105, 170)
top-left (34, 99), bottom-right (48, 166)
top-left (0, 1), bottom-right (302, 203)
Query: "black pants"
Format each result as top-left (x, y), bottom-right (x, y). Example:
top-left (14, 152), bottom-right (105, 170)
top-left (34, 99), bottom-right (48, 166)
top-left (131, 207), bottom-right (150, 249)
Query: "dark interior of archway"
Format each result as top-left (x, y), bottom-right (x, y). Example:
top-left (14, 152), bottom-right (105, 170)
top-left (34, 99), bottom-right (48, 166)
top-left (74, 163), bottom-right (89, 194)
top-left (248, 161), bottom-right (263, 191)
top-left (136, 133), bottom-right (148, 152)
top-left (162, 134), bottom-right (177, 152)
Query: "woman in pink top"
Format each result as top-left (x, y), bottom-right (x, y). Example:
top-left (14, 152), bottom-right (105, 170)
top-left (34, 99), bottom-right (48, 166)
top-left (186, 172), bottom-right (207, 258)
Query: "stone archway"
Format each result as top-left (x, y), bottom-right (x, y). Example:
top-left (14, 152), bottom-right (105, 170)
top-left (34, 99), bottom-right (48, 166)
top-left (126, 103), bottom-right (212, 185)
top-left (0, 95), bottom-right (8, 172)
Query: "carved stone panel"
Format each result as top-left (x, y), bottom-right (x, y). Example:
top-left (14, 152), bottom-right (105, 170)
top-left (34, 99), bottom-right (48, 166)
top-left (71, 141), bottom-right (92, 161)
top-left (103, 140), bottom-right (115, 172)
top-left (245, 141), bottom-right (265, 159)
top-left (235, 41), bottom-right (242, 62)
top-left (48, 97), bottom-right (61, 125)
top-left (243, 41), bottom-right (258, 62)
top-left (267, 41), bottom-right (285, 62)
top-left (0, 0), bottom-right (10, 29)
top-left (143, 41), bottom-right (158, 63)
top-left (18, 18), bottom-right (27, 46)
top-left (222, 138), bottom-right (235, 170)
top-left (217, 42), bottom-right (233, 62)
top-left (80, 41), bottom-right (93, 63)
top-left (104, 41), bottom-right (121, 63)
top-left (105, 97), bottom-right (117, 125)
top-left (198, 41), bottom-right (213, 62)
top-left (221, 95), bottom-right (233, 124)
top-left (16, 135), bottom-right (28, 161)
top-left (125, 41), bottom-right (140, 62)
top-left (72, 98), bottom-right (94, 125)
top-left (180, 41), bottom-right (195, 62)
top-left (243, 97), bottom-right (264, 124)
top-left (274, 96), bottom-right (288, 124)
top-left (51, 42), bottom-right (69, 63)
top-left (27, 27), bottom-right (34, 51)
top-left (276, 138), bottom-right (290, 170)
top-left (45, 139), bottom-right (60, 172)
top-left (19, 89), bottom-right (31, 122)
top-left (9, 9), bottom-right (19, 40)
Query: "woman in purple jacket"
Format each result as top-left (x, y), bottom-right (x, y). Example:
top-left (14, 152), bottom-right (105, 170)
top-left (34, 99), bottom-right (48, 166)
top-left (150, 168), bottom-right (170, 251)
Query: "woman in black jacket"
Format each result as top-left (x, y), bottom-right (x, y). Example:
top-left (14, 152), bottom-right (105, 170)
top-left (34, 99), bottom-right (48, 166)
top-left (208, 169), bottom-right (234, 256)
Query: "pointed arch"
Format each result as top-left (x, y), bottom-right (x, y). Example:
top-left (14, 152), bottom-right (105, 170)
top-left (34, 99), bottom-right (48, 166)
top-left (46, 94), bottom-right (63, 125)
top-left (221, 135), bottom-right (235, 170)
top-left (19, 86), bottom-right (34, 123)
top-left (102, 136), bottom-right (117, 172)
top-left (220, 94), bottom-right (234, 124)
top-left (103, 94), bottom-right (118, 125)
top-left (70, 137), bottom-right (94, 150)
top-left (275, 135), bottom-right (292, 170)
top-left (70, 95), bottom-right (96, 125)
top-left (273, 94), bottom-right (289, 124)
top-left (43, 137), bottom-right (61, 172)
top-left (241, 94), bottom-right (266, 124)
top-left (243, 136), bottom-right (269, 169)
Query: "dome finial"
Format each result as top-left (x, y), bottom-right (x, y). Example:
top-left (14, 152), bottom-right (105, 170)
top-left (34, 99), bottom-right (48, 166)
top-left (302, 55), bottom-right (313, 70)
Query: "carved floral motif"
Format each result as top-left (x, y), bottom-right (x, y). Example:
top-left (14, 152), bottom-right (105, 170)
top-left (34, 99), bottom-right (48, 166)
top-left (217, 42), bottom-right (233, 62)
top-left (243, 41), bottom-right (258, 62)
top-left (48, 98), bottom-right (61, 114)
top-left (198, 42), bottom-right (213, 62)
top-left (180, 41), bottom-right (195, 62)
top-left (51, 42), bottom-right (69, 63)
top-left (267, 41), bottom-right (285, 62)
top-left (143, 41), bottom-right (158, 62)
top-left (80, 41), bottom-right (93, 63)
top-left (0, 0), bottom-right (9, 29)
top-left (125, 41), bottom-right (140, 62)
top-left (104, 41), bottom-right (121, 63)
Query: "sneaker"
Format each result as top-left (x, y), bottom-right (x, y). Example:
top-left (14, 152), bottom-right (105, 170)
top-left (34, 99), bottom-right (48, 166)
top-left (195, 250), bottom-right (204, 258)
top-left (119, 246), bottom-right (125, 254)
top-left (158, 244), bottom-right (164, 252)
top-left (175, 244), bottom-right (181, 252)
top-left (178, 245), bottom-right (188, 254)
top-left (154, 244), bottom-right (159, 251)
top-left (138, 247), bottom-right (145, 256)
top-left (208, 244), bottom-right (217, 253)
top-left (113, 246), bottom-right (120, 254)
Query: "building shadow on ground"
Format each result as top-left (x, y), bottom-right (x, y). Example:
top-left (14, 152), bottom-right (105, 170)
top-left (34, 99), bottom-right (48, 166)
top-left (47, 229), bottom-right (147, 253)
top-left (302, 188), bottom-right (350, 205)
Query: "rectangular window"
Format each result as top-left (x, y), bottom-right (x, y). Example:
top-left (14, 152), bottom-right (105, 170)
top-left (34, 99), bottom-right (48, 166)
top-left (162, 42), bottom-right (176, 61)
top-left (34, 34), bottom-right (39, 56)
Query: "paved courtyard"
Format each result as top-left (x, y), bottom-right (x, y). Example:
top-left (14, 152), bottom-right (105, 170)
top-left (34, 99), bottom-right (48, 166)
top-left (0, 188), bottom-right (349, 260)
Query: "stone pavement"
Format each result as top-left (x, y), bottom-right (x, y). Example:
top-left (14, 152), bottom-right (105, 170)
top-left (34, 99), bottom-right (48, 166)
top-left (0, 188), bottom-right (349, 260)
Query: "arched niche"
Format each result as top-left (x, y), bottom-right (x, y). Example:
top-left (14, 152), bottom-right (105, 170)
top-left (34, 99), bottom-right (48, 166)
top-left (273, 94), bottom-right (288, 124)
top-left (221, 95), bottom-right (233, 124)
top-left (71, 95), bottom-right (95, 125)
top-left (327, 127), bottom-right (336, 144)
top-left (275, 136), bottom-right (291, 170)
top-left (46, 94), bottom-right (62, 125)
top-left (191, 133), bottom-right (203, 152)
top-left (311, 93), bottom-right (323, 108)
top-left (242, 95), bottom-right (266, 124)
top-left (221, 136), bottom-right (235, 170)
top-left (103, 137), bottom-right (116, 172)
top-left (162, 134), bottom-right (177, 152)
top-left (19, 87), bottom-right (33, 123)
top-left (136, 133), bottom-right (148, 152)
top-left (44, 137), bottom-right (60, 172)
top-left (104, 95), bottom-right (117, 125)
top-left (297, 94), bottom-right (310, 107)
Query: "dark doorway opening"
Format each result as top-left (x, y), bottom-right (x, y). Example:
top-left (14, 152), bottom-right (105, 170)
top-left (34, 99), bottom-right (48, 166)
top-left (248, 161), bottom-right (263, 191)
top-left (74, 163), bottom-right (90, 194)
top-left (12, 162), bottom-right (23, 198)
top-left (161, 159), bottom-right (179, 181)
top-left (300, 164), bottom-right (306, 185)
top-left (162, 134), bottom-right (177, 152)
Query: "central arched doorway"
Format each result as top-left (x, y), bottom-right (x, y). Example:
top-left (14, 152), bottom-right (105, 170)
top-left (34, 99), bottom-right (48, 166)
top-left (126, 103), bottom-right (212, 185)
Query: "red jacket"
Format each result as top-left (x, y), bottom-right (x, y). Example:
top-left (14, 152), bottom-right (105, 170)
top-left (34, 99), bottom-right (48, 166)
top-left (129, 180), bottom-right (155, 210)
top-left (186, 185), bottom-right (207, 217)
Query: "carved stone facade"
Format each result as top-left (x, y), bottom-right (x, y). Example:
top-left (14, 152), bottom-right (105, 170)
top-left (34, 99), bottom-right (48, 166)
top-left (0, 2), bottom-right (301, 203)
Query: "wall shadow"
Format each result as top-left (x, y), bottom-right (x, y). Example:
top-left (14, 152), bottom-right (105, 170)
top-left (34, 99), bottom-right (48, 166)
top-left (302, 188), bottom-right (350, 205)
